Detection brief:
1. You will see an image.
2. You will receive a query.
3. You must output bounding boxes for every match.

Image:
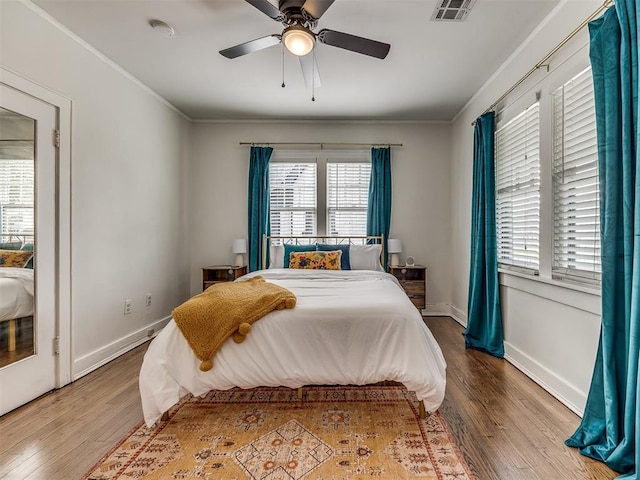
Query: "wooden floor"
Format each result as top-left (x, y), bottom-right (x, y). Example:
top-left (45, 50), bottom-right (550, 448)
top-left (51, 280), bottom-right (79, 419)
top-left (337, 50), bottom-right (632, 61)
top-left (0, 317), bottom-right (617, 480)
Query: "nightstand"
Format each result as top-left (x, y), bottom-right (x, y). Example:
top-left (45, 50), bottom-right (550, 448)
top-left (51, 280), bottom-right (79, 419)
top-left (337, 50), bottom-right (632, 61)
top-left (202, 265), bottom-right (247, 291)
top-left (388, 265), bottom-right (426, 311)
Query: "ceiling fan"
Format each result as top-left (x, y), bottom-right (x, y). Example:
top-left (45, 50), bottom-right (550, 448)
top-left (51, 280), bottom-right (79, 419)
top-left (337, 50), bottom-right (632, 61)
top-left (219, 0), bottom-right (391, 89)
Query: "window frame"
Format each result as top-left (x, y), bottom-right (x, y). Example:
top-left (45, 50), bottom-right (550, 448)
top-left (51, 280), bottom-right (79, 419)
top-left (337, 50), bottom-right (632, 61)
top-left (493, 44), bottom-right (600, 291)
top-left (495, 101), bottom-right (541, 273)
top-left (551, 66), bottom-right (600, 284)
top-left (268, 160), bottom-right (318, 238)
top-left (269, 149), bottom-right (370, 237)
top-left (326, 160), bottom-right (371, 237)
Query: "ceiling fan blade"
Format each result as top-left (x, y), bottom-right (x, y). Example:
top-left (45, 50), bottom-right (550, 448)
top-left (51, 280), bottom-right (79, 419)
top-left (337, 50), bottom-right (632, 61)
top-left (299, 53), bottom-right (321, 88)
top-left (301, 0), bottom-right (336, 19)
top-left (317, 29), bottom-right (390, 59)
top-left (244, 0), bottom-right (284, 21)
top-left (219, 35), bottom-right (282, 59)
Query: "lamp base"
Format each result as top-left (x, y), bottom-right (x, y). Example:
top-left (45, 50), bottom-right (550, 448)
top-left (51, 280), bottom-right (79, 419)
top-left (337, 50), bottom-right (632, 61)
top-left (234, 254), bottom-right (244, 267)
top-left (390, 253), bottom-right (400, 267)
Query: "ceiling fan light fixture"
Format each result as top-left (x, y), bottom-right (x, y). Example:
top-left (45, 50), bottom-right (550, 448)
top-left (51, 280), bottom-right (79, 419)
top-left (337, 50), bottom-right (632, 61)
top-left (282, 25), bottom-right (315, 56)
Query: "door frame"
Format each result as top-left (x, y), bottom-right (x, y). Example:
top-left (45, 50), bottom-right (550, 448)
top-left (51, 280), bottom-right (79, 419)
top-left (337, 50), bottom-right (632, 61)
top-left (1, 67), bottom-right (72, 388)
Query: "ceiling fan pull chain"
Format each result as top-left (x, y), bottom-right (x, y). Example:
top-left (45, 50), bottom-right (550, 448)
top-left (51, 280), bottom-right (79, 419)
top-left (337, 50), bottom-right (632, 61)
top-left (281, 44), bottom-right (285, 88)
top-left (281, 44), bottom-right (286, 88)
top-left (311, 50), bottom-right (316, 102)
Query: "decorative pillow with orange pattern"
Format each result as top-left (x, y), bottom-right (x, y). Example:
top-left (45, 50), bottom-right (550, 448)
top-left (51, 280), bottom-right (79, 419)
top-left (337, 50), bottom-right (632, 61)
top-left (0, 249), bottom-right (33, 268)
top-left (289, 250), bottom-right (342, 270)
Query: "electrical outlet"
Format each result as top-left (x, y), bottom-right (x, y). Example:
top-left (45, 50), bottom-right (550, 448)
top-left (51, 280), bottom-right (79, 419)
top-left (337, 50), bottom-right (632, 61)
top-left (145, 293), bottom-right (152, 307)
top-left (146, 328), bottom-right (155, 337)
top-left (124, 299), bottom-right (132, 315)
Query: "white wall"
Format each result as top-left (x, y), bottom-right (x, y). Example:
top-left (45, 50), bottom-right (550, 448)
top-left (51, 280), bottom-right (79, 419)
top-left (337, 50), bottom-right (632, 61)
top-left (450, 0), bottom-right (604, 415)
top-left (0, 1), bottom-right (192, 378)
top-left (188, 121), bottom-right (453, 313)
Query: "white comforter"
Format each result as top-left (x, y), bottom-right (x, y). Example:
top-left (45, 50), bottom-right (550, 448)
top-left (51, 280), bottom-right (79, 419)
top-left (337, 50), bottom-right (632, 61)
top-left (0, 268), bottom-right (34, 321)
top-left (139, 269), bottom-right (447, 427)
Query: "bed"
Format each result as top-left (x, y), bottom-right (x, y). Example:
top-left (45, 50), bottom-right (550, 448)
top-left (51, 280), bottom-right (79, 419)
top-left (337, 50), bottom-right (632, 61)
top-left (139, 236), bottom-right (446, 428)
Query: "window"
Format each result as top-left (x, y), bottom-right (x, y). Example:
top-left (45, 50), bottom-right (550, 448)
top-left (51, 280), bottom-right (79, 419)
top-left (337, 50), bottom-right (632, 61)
top-left (269, 162), bottom-right (317, 237)
top-left (269, 152), bottom-right (371, 238)
top-left (552, 68), bottom-right (600, 281)
top-left (490, 44), bottom-right (599, 287)
top-left (327, 162), bottom-right (370, 236)
top-left (0, 159), bottom-right (34, 240)
top-left (495, 102), bottom-right (541, 270)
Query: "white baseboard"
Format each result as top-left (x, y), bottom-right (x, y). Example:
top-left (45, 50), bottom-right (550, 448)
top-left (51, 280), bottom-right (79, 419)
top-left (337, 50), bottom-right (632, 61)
top-left (422, 303), bottom-right (453, 317)
top-left (436, 306), bottom-right (585, 416)
top-left (449, 305), bottom-right (467, 327)
top-left (504, 341), bottom-right (586, 417)
top-left (70, 310), bottom-right (587, 419)
top-left (73, 316), bottom-right (171, 380)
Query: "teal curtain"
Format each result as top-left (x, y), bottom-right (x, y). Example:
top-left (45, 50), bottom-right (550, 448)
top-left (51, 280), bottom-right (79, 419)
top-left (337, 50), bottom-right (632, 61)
top-left (464, 112), bottom-right (504, 358)
top-left (565, 3), bottom-right (639, 478)
top-left (247, 146), bottom-right (273, 272)
top-left (367, 147), bottom-right (392, 270)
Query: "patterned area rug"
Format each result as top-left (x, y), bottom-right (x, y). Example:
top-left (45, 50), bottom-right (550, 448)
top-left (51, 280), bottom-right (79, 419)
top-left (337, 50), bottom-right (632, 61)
top-left (83, 386), bottom-right (474, 479)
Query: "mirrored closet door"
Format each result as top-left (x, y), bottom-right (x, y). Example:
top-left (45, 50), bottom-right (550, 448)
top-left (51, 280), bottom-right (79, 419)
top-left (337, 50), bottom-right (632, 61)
top-left (0, 84), bottom-right (57, 415)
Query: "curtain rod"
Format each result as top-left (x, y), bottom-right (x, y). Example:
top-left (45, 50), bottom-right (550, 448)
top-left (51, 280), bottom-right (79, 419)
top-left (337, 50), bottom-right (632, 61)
top-left (239, 142), bottom-right (402, 148)
top-left (472, 0), bottom-right (613, 126)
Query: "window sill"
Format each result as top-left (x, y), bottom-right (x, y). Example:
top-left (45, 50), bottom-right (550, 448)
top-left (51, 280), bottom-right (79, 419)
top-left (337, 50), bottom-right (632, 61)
top-left (498, 267), bottom-right (600, 295)
top-left (498, 267), bottom-right (601, 315)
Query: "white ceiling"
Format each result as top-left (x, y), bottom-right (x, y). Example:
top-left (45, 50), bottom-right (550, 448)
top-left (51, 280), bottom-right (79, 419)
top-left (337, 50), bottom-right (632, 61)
top-left (32, 0), bottom-right (559, 121)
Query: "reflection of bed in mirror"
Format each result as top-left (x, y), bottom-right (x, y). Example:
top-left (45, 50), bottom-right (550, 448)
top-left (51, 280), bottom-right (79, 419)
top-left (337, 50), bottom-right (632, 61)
top-left (0, 267), bottom-right (34, 352)
top-left (0, 235), bottom-right (35, 351)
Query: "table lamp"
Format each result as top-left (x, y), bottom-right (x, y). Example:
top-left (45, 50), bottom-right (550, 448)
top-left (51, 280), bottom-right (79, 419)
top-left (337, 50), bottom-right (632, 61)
top-left (387, 238), bottom-right (402, 267)
top-left (232, 239), bottom-right (247, 267)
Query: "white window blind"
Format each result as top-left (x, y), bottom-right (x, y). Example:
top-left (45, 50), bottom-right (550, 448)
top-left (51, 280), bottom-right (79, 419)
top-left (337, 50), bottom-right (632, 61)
top-left (327, 162), bottom-right (371, 236)
top-left (269, 162), bottom-right (317, 237)
top-left (495, 102), bottom-right (541, 270)
top-left (552, 68), bottom-right (600, 282)
top-left (0, 159), bottom-right (34, 240)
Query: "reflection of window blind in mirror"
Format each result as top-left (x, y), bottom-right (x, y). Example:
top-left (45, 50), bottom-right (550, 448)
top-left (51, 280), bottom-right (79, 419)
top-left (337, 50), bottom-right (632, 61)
top-left (552, 68), bottom-right (600, 283)
top-left (0, 159), bottom-right (34, 240)
top-left (327, 162), bottom-right (371, 236)
top-left (495, 102), bottom-right (541, 271)
top-left (269, 162), bottom-right (317, 239)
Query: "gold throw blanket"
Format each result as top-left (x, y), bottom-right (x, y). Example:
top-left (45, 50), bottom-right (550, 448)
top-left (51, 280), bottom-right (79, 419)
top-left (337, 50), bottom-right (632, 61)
top-left (172, 276), bottom-right (296, 372)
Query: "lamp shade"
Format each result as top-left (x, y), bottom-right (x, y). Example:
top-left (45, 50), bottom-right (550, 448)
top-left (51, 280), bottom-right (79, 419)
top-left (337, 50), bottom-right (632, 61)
top-left (232, 238), bottom-right (247, 254)
top-left (282, 25), bottom-right (315, 56)
top-left (387, 239), bottom-right (403, 254)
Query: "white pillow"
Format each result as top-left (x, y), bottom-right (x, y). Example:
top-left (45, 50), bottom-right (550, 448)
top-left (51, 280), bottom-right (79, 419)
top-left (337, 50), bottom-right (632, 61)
top-left (349, 244), bottom-right (384, 271)
top-left (268, 245), bottom-right (284, 269)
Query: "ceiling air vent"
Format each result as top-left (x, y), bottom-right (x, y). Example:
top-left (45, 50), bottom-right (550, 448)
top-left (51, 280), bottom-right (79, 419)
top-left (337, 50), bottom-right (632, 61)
top-left (431, 0), bottom-right (477, 21)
